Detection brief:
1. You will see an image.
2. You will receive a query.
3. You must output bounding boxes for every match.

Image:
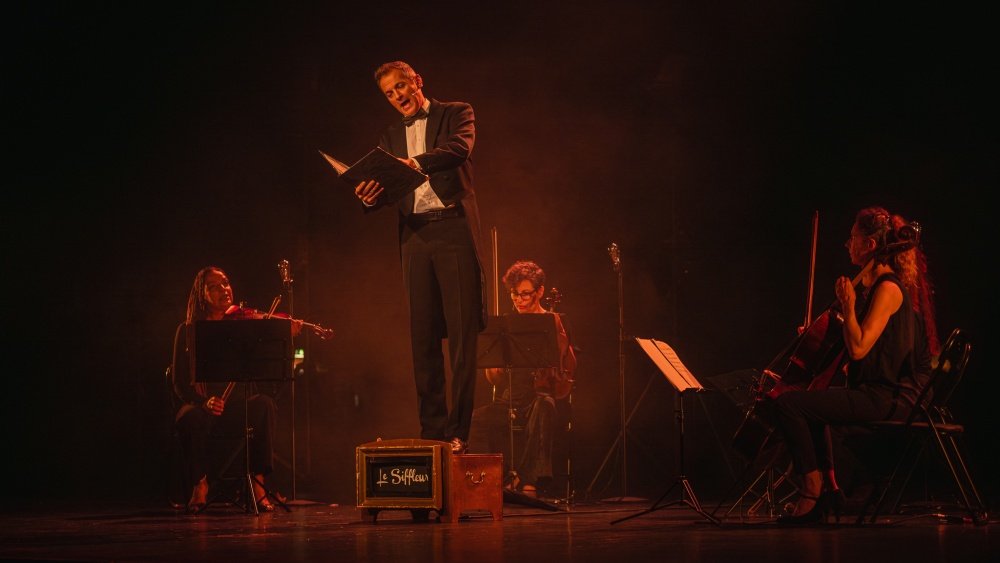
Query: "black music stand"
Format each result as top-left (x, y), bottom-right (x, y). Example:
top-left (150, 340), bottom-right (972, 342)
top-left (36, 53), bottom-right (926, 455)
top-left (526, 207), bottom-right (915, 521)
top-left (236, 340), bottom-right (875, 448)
top-left (611, 337), bottom-right (720, 526)
top-left (194, 319), bottom-right (293, 515)
top-left (477, 313), bottom-right (562, 511)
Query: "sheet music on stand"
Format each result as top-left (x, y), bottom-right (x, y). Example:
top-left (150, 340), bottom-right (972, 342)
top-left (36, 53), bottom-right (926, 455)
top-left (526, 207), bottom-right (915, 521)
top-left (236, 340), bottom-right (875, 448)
top-left (634, 337), bottom-right (704, 392)
top-left (611, 336), bottom-right (719, 526)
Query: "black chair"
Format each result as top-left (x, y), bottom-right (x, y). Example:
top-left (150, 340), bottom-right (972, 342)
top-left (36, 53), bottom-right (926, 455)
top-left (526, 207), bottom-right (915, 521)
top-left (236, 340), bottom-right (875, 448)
top-left (854, 328), bottom-right (988, 525)
top-left (164, 365), bottom-right (189, 509)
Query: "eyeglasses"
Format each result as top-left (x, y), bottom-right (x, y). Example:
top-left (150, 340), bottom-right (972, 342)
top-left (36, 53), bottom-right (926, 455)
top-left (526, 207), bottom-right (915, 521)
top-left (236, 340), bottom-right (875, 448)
top-left (510, 288), bottom-right (538, 300)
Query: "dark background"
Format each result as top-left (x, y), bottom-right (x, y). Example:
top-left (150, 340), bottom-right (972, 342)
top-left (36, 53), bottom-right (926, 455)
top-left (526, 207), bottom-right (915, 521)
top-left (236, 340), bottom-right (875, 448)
top-left (5, 2), bottom-right (995, 508)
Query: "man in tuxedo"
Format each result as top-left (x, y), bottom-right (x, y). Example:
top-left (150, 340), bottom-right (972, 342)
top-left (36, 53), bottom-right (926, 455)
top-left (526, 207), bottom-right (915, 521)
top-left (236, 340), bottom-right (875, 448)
top-left (354, 60), bottom-right (485, 453)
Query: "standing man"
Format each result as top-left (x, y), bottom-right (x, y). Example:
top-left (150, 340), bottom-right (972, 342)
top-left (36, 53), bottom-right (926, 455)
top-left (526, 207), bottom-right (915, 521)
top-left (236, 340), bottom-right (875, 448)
top-left (354, 61), bottom-right (485, 453)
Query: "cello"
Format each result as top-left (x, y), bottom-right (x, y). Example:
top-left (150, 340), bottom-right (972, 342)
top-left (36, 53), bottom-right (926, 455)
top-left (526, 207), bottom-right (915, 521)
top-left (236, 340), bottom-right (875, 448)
top-left (730, 215), bottom-right (922, 460)
top-left (539, 287), bottom-right (574, 400)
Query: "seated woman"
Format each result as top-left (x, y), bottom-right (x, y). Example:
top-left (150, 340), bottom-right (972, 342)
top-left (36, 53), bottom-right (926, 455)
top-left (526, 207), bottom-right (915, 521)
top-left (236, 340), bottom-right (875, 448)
top-left (468, 260), bottom-right (577, 498)
top-left (771, 207), bottom-right (938, 524)
top-left (171, 266), bottom-right (299, 513)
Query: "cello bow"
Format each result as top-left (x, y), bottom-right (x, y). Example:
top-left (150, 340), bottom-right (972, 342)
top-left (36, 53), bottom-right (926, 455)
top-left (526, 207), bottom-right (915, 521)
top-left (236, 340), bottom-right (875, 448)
top-left (803, 210), bottom-right (819, 330)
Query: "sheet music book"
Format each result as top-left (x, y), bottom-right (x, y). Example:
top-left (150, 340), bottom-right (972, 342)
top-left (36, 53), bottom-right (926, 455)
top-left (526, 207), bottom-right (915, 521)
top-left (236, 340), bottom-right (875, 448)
top-left (318, 147), bottom-right (428, 205)
top-left (635, 337), bottom-right (704, 392)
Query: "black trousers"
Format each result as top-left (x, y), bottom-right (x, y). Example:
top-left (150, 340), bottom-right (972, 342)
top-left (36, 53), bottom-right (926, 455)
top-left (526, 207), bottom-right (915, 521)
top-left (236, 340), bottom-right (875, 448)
top-left (772, 386), bottom-right (897, 475)
top-left (401, 215), bottom-right (483, 442)
top-left (469, 393), bottom-right (557, 488)
top-left (175, 393), bottom-right (277, 487)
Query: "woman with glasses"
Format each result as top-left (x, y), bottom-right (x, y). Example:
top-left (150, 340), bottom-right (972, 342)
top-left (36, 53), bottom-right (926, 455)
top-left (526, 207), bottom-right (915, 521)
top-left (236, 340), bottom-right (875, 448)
top-left (468, 260), bottom-right (577, 498)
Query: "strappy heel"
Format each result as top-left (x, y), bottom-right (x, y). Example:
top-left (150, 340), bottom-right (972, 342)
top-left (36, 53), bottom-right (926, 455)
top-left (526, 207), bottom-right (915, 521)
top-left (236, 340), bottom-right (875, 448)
top-left (776, 493), bottom-right (828, 525)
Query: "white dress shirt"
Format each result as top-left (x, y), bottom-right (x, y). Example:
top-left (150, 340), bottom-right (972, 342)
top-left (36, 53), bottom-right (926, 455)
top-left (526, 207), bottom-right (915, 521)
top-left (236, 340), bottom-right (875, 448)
top-left (406, 99), bottom-right (447, 214)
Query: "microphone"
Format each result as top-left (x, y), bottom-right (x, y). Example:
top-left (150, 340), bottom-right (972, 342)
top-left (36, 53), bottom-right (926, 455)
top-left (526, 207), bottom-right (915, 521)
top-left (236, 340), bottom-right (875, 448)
top-left (608, 243), bottom-right (621, 273)
top-left (278, 259), bottom-right (292, 289)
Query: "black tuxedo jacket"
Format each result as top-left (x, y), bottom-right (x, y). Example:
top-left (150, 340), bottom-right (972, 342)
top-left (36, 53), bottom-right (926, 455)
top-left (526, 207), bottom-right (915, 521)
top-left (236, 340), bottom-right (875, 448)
top-left (377, 99), bottom-right (483, 262)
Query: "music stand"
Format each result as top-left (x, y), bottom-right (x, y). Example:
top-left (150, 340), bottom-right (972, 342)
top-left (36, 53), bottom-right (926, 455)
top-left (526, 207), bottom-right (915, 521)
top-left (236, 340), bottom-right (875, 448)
top-left (477, 313), bottom-right (562, 511)
top-left (194, 319), bottom-right (293, 515)
top-left (611, 337), bottom-right (720, 526)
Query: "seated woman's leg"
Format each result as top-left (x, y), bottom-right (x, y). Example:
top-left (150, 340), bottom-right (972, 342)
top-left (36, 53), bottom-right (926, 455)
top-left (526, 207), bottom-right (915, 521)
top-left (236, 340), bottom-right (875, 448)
top-left (517, 394), bottom-right (557, 494)
top-left (245, 394), bottom-right (278, 478)
top-left (773, 388), bottom-right (892, 519)
top-left (175, 405), bottom-right (213, 509)
top-left (468, 401), bottom-right (509, 455)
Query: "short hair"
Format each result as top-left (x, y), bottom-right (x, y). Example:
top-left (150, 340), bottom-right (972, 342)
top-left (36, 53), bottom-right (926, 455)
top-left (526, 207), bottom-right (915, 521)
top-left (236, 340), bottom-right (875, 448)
top-left (502, 260), bottom-right (545, 291)
top-left (374, 61), bottom-right (418, 83)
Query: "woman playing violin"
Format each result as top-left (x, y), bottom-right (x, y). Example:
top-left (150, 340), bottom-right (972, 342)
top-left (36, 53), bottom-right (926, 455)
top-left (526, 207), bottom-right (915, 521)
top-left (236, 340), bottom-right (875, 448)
top-left (171, 266), bottom-right (300, 513)
top-left (772, 207), bottom-right (939, 524)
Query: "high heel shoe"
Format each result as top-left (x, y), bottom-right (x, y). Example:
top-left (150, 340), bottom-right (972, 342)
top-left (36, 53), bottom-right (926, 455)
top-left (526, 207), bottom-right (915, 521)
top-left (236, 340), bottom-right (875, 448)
top-left (776, 493), bottom-right (828, 525)
top-left (186, 478), bottom-right (209, 515)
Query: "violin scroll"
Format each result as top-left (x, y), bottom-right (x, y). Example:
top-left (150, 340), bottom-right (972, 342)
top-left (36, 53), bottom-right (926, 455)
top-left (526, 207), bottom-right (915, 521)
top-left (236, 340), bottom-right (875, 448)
top-left (542, 287), bottom-right (563, 312)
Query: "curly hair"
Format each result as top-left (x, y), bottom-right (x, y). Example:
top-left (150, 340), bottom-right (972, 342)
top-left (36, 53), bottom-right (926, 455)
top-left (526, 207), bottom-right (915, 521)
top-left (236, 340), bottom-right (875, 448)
top-left (855, 207), bottom-right (939, 355)
top-left (502, 260), bottom-right (545, 291)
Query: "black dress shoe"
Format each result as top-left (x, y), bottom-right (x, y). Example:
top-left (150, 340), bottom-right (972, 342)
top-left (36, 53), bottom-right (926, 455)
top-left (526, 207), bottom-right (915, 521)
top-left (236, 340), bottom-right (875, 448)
top-left (449, 437), bottom-right (468, 454)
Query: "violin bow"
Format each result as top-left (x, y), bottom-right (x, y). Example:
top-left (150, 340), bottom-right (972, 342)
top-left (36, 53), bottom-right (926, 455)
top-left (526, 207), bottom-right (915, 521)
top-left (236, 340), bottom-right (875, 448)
top-left (803, 210), bottom-right (819, 330)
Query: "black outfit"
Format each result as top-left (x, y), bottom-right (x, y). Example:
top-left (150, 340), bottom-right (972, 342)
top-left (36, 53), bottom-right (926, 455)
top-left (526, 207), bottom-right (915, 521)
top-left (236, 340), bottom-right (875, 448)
top-left (468, 312), bottom-right (575, 490)
top-left (772, 273), bottom-right (930, 474)
top-left (371, 99), bottom-right (486, 443)
top-left (469, 370), bottom-right (559, 489)
top-left (171, 323), bottom-right (277, 488)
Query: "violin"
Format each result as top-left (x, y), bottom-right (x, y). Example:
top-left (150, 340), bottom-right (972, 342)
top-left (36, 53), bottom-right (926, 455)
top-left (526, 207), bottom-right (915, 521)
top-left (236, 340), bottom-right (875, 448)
top-left (761, 220), bottom-right (922, 400)
top-left (731, 216), bottom-right (922, 460)
top-left (224, 300), bottom-right (334, 340)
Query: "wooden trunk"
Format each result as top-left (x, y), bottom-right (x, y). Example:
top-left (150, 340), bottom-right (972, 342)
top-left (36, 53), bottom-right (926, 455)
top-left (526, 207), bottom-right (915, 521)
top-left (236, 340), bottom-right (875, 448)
top-left (442, 453), bottom-right (503, 522)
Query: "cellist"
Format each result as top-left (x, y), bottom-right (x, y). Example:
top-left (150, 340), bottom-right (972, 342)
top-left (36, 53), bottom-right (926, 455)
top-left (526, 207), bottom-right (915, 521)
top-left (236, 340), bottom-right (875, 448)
top-left (772, 207), bottom-right (939, 524)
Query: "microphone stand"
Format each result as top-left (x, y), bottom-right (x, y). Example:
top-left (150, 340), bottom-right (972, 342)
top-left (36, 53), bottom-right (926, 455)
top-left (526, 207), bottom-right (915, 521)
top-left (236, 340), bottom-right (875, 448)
top-left (279, 260), bottom-right (318, 506)
top-left (585, 243), bottom-right (630, 501)
top-left (613, 245), bottom-right (626, 498)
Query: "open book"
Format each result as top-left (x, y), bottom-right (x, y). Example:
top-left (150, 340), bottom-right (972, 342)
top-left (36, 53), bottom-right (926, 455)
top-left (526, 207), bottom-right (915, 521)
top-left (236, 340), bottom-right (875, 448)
top-left (635, 337), bottom-right (704, 392)
top-left (319, 147), bottom-right (428, 205)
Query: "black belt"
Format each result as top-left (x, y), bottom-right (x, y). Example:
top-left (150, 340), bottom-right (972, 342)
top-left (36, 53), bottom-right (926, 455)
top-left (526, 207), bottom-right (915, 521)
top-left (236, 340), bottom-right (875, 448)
top-left (407, 206), bottom-right (464, 224)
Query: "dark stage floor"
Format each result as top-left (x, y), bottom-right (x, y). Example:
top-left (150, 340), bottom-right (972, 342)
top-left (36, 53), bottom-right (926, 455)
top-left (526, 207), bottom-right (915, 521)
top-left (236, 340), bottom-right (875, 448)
top-left (2, 494), bottom-right (997, 563)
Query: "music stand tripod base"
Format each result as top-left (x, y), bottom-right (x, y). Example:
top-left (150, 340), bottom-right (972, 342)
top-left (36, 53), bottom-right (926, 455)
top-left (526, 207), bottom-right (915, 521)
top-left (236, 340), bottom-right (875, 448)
top-left (610, 338), bottom-right (720, 526)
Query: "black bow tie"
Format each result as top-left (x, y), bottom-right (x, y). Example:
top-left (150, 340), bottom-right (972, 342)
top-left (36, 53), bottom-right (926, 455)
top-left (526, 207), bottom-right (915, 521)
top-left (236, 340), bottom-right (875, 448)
top-left (402, 108), bottom-right (428, 126)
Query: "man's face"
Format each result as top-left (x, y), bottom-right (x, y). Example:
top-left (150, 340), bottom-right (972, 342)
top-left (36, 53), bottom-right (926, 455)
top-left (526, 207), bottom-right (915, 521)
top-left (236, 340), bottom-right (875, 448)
top-left (378, 68), bottom-right (426, 117)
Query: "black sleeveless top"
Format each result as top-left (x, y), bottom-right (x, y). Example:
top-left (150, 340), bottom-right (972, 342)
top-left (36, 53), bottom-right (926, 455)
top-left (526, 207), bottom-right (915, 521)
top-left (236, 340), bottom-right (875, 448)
top-left (846, 273), bottom-right (930, 414)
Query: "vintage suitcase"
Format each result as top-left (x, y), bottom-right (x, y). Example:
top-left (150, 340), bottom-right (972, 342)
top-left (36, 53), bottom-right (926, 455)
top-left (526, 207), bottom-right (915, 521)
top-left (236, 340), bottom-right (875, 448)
top-left (356, 438), bottom-right (447, 523)
top-left (442, 453), bottom-right (503, 522)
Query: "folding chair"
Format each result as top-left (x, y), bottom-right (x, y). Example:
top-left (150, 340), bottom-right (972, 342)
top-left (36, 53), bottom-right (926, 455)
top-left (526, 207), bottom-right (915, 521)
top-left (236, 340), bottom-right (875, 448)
top-left (855, 328), bottom-right (988, 525)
